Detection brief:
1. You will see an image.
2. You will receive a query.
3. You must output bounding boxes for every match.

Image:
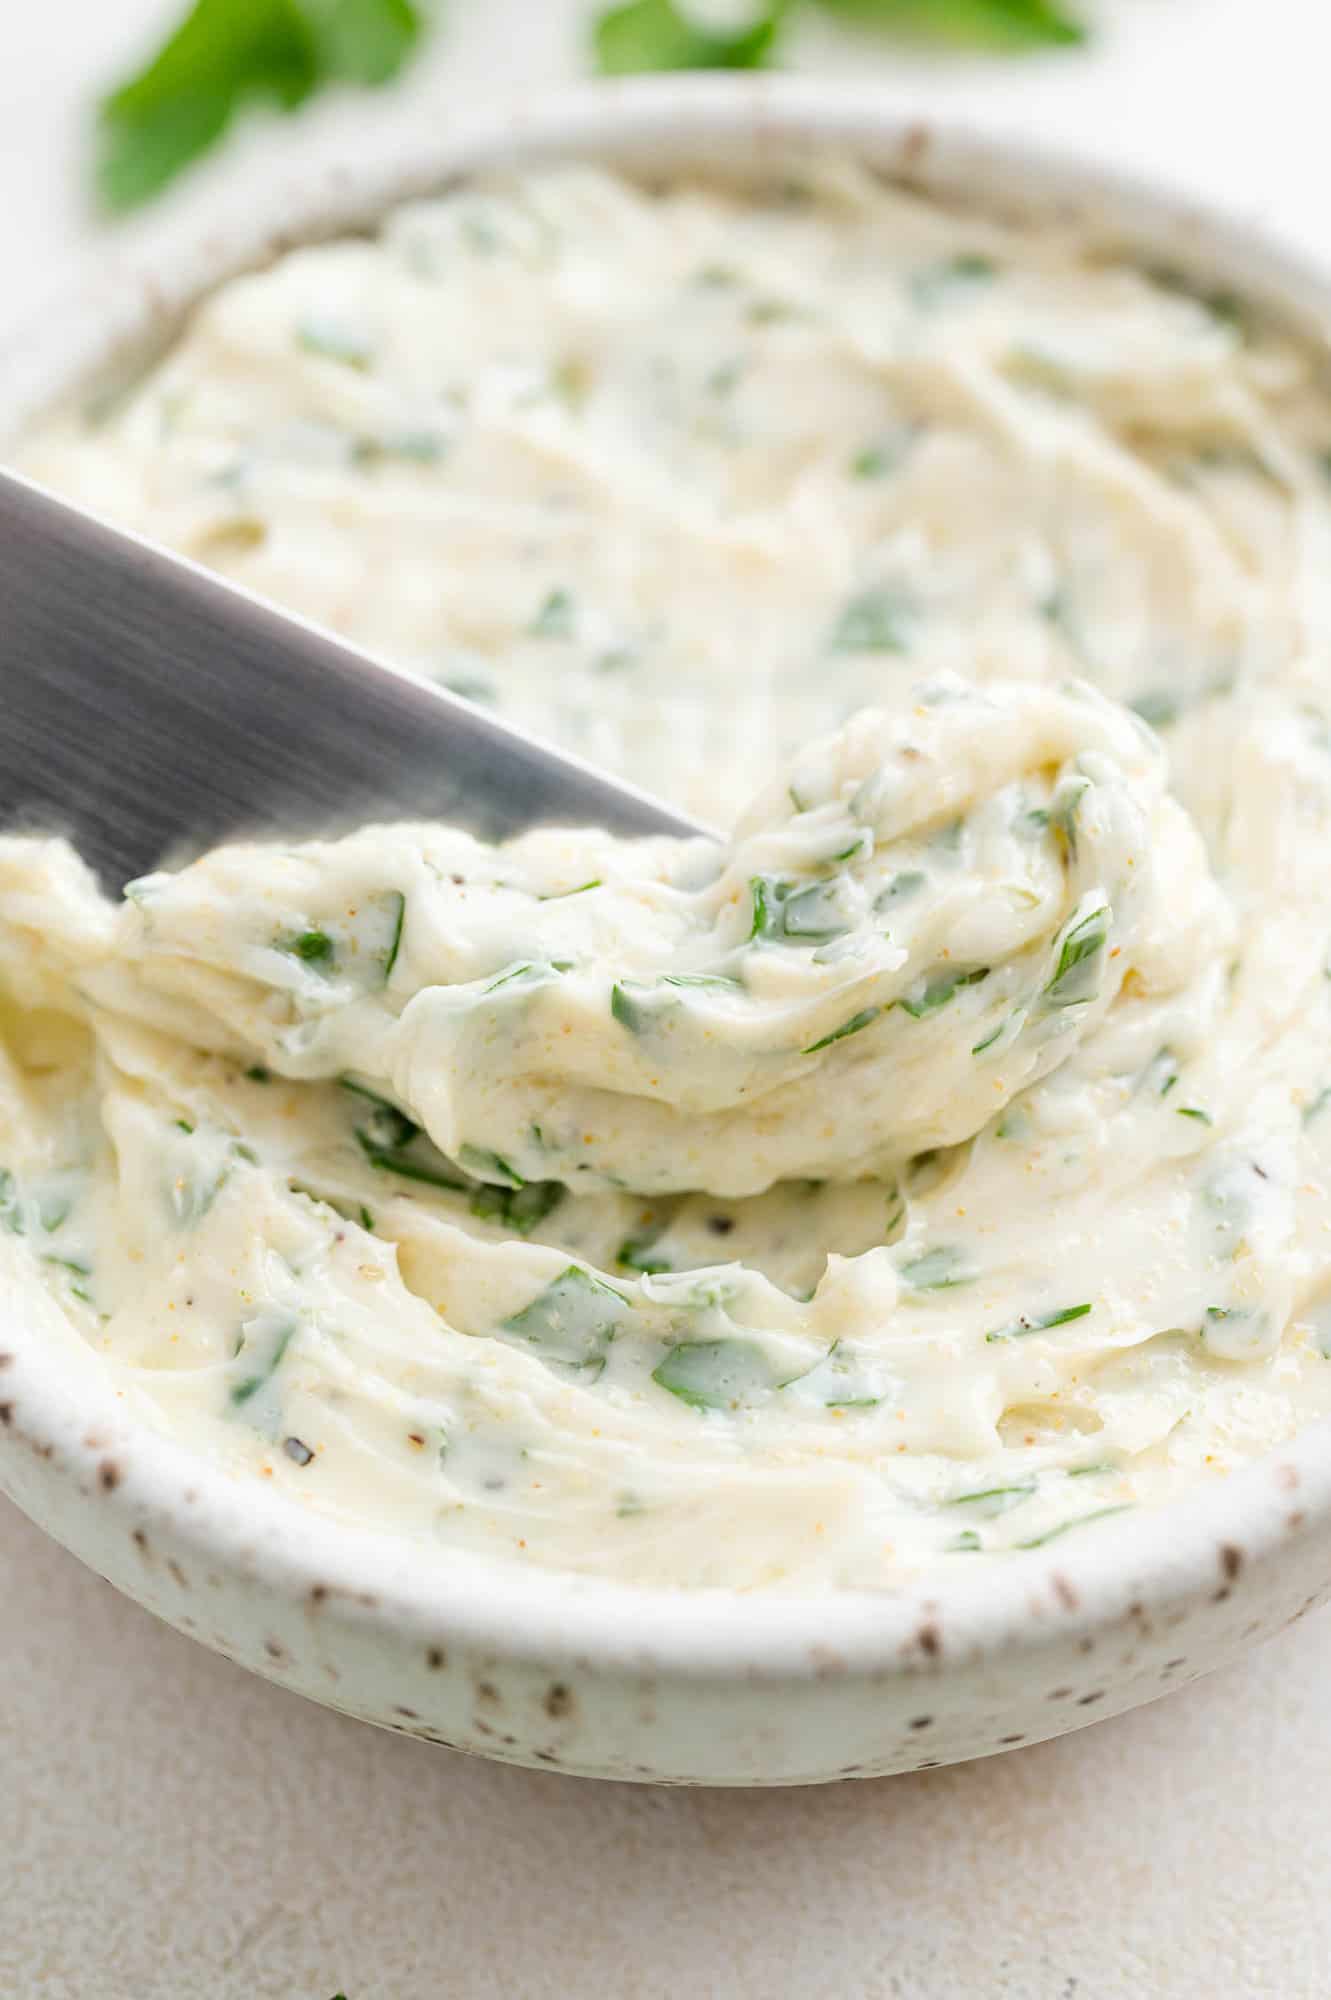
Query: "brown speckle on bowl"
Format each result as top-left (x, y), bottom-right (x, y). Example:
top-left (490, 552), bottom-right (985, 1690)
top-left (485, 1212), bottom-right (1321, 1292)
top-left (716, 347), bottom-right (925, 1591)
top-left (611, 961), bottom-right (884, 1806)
top-left (264, 1637), bottom-right (287, 1664)
top-left (1076, 1690), bottom-right (1105, 1706)
top-left (476, 1681), bottom-right (501, 1707)
top-left (167, 1558), bottom-right (189, 1591)
top-left (0, 1402), bottom-right (13, 1428)
top-left (98, 1460), bottom-right (121, 1492)
top-left (908, 1715), bottom-right (933, 1731)
top-left (426, 1646), bottom-right (446, 1671)
top-left (544, 1682), bottom-right (574, 1720)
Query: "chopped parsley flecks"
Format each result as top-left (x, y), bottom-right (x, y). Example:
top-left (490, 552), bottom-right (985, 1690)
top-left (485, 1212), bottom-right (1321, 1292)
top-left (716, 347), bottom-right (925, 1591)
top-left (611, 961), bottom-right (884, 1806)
top-left (986, 1303), bottom-right (1092, 1343)
top-left (803, 1006), bottom-right (882, 1054)
top-left (945, 1479), bottom-right (1035, 1518)
top-left (1044, 903), bottom-right (1109, 1008)
top-left (470, 1180), bottom-right (564, 1236)
top-left (278, 927), bottom-right (336, 968)
top-left (900, 1245), bottom-right (975, 1292)
top-left (499, 1266), bottom-right (627, 1382)
top-left (900, 966), bottom-right (988, 1019)
top-left (652, 1337), bottom-right (777, 1411)
top-left (829, 586), bottom-right (912, 654)
top-left (295, 317), bottom-right (374, 371)
top-left (382, 892), bottom-right (406, 980)
top-left (529, 587), bottom-right (576, 639)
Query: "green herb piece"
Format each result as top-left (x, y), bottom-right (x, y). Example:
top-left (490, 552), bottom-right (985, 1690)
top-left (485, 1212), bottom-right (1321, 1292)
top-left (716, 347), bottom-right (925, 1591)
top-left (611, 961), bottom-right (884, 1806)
top-left (355, 1126), bottom-right (466, 1192)
top-left (169, 1161), bottom-right (231, 1226)
top-left (483, 960), bottom-right (572, 994)
top-left (900, 965), bottom-right (988, 1019)
top-left (469, 1180), bottom-right (565, 1236)
top-left (381, 892), bottom-right (406, 980)
top-left (830, 586), bottom-right (912, 653)
top-left (900, 1244), bottom-right (974, 1291)
top-left (277, 926), bottom-right (336, 969)
top-left (174, 1118), bottom-right (195, 1135)
top-left (1067, 1461), bottom-right (1116, 1479)
top-left (35, 1191), bottom-right (72, 1234)
top-left (850, 440), bottom-right (901, 480)
top-left (296, 317), bottom-right (374, 370)
top-left (94, 0), bottom-right (422, 213)
top-left (1015, 1504), bottom-right (1132, 1550)
top-left (359, 1205), bottom-right (375, 1232)
top-left (1200, 1303), bottom-right (1270, 1358)
top-left (659, 972), bottom-right (744, 992)
top-left (245, 1065), bottom-right (271, 1084)
top-left (1200, 1159), bottom-right (1262, 1259)
top-left (1128, 689), bottom-right (1180, 730)
top-left (1177, 1106), bottom-right (1213, 1126)
top-left (971, 1014), bottom-right (1015, 1056)
top-left (1044, 903), bottom-right (1109, 1007)
top-left (458, 1146), bottom-right (523, 1189)
top-left (803, 1006), bottom-right (882, 1054)
top-left (499, 1266), bottom-right (628, 1381)
top-left (945, 1479), bottom-right (1035, 1517)
top-left (779, 877), bottom-right (856, 941)
top-left (986, 1302), bottom-right (1091, 1342)
top-left (616, 1235), bottom-right (674, 1275)
top-left (1141, 1047), bottom-right (1180, 1098)
top-left (351, 427), bottom-right (446, 466)
top-left (42, 1256), bottom-right (94, 1304)
top-left (749, 874), bottom-right (788, 940)
top-left (910, 251), bottom-right (997, 308)
top-left (230, 1308), bottom-right (299, 1406)
top-left (593, 0), bottom-right (787, 74)
top-left (817, 0), bottom-right (1084, 48)
top-left (785, 1339), bottom-right (884, 1408)
top-left (340, 1078), bottom-right (416, 1148)
top-left (529, 588), bottom-right (576, 639)
top-left (541, 880), bottom-right (602, 900)
top-left (1303, 1086), bottom-right (1331, 1127)
top-left (948, 1529), bottom-right (984, 1552)
top-left (874, 870), bottom-right (927, 911)
top-left (1048, 772), bottom-right (1091, 857)
top-left (612, 982), bottom-right (649, 1034)
top-left (651, 1337), bottom-right (778, 1410)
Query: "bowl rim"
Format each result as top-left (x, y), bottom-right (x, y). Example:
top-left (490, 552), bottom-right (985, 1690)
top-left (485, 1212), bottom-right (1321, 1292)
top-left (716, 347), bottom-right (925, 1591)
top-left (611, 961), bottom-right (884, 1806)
top-left (4, 71), bottom-right (1330, 1680)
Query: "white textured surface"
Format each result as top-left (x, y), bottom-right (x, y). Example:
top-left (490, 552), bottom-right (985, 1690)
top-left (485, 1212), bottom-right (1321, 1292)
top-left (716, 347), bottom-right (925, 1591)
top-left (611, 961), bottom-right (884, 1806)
top-left (4, 3), bottom-right (1331, 1993)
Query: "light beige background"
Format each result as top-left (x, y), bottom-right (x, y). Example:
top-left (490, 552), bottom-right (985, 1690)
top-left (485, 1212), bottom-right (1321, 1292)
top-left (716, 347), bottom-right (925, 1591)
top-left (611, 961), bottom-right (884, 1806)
top-left (4, 4), bottom-right (1331, 1994)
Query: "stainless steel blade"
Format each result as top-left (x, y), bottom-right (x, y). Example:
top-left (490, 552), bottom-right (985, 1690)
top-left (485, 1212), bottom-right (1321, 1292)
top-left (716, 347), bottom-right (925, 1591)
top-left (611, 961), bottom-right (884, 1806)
top-left (0, 470), bottom-right (714, 889)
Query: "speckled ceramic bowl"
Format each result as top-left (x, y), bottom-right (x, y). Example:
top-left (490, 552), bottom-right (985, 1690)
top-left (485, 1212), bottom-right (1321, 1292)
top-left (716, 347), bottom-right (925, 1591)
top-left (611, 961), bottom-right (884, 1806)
top-left (3, 78), bottom-right (1331, 1785)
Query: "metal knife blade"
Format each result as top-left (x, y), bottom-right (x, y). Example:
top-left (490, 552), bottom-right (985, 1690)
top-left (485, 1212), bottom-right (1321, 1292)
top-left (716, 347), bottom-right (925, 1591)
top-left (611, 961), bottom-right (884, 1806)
top-left (0, 469), bottom-right (714, 889)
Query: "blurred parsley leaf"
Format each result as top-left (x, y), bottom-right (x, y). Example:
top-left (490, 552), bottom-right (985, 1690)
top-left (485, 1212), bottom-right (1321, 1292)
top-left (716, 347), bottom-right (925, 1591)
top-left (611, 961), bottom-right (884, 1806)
top-left (94, 0), bottom-right (423, 213)
top-left (593, 0), bottom-right (789, 74)
top-left (814, 0), bottom-right (1084, 49)
top-left (591, 0), bottom-right (1083, 72)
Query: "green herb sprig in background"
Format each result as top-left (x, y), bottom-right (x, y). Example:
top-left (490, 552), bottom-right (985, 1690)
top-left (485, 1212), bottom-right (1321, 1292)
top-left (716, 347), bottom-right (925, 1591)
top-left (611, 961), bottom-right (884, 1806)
top-left (95, 0), bottom-right (422, 212)
top-left (94, 0), bottom-right (1086, 214)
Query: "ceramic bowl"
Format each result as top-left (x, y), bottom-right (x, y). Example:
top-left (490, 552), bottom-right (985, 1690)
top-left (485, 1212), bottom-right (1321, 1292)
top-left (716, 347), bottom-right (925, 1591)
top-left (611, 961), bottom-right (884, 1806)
top-left (3, 77), bottom-right (1330, 1786)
